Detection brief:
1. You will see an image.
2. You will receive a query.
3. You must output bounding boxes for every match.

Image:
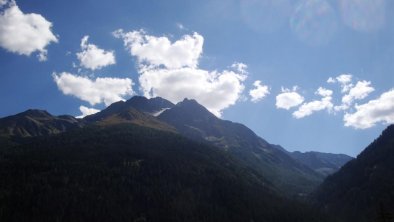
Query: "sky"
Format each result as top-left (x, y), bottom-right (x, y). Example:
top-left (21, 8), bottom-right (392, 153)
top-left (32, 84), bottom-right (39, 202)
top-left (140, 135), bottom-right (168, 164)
top-left (1, 0), bottom-right (394, 156)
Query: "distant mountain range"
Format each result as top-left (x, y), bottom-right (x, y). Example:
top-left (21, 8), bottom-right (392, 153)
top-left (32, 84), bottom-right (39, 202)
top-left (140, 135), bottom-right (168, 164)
top-left (0, 96), bottom-right (358, 221)
top-left (0, 109), bottom-right (83, 137)
top-left (0, 96), bottom-right (352, 194)
top-left (289, 151), bottom-right (353, 176)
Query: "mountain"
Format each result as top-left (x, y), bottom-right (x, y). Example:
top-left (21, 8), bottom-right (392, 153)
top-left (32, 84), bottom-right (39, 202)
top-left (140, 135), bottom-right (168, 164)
top-left (157, 98), bottom-right (323, 195)
top-left (1, 97), bottom-right (324, 196)
top-left (315, 125), bottom-right (394, 222)
top-left (0, 123), bottom-right (329, 222)
top-left (85, 96), bottom-right (174, 122)
top-left (289, 151), bottom-right (353, 176)
top-left (83, 96), bottom-right (175, 132)
top-left (124, 96), bottom-right (175, 115)
top-left (0, 109), bottom-right (82, 137)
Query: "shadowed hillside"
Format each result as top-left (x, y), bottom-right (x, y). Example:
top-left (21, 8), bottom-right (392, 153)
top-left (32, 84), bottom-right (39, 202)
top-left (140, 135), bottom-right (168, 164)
top-left (315, 125), bottom-right (394, 222)
top-left (0, 124), bottom-right (329, 222)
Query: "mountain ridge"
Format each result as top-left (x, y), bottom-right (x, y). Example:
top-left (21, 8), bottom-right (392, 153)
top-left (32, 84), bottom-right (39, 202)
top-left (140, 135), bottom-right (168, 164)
top-left (0, 96), bottom-right (352, 196)
top-left (157, 97), bottom-right (324, 195)
top-left (289, 151), bottom-right (353, 176)
top-left (0, 121), bottom-right (330, 222)
top-left (315, 124), bottom-right (394, 222)
top-left (0, 109), bottom-right (83, 137)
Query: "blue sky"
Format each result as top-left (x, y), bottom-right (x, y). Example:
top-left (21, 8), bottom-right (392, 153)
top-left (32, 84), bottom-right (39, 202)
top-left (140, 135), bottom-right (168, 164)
top-left (1, 0), bottom-right (394, 156)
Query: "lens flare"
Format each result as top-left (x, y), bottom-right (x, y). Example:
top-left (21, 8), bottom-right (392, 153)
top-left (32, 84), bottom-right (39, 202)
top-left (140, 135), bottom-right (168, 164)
top-left (339, 0), bottom-right (386, 32)
top-left (240, 0), bottom-right (292, 33)
top-left (290, 0), bottom-right (337, 46)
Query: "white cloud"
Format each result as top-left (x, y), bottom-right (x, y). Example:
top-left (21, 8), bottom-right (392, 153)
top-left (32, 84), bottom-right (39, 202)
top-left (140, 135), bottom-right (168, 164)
top-left (344, 89), bottom-right (394, 129)
top-left (336, 74), bottom-right (352, 83)
top-left (0, 0), bottom-right (58, 61)
top-left (293, 87), bottom-right (333, 118)
top-left (341, 80), bottom-right (374, 106)
top-left (76, 105), bottom-right (100, 118)
top-left (113, 29), bottom-right (203, 69)
top-left (115, 29), bottom-right (248, 117)
top-left (327, 77), bottom-right (336, 83)
top-left (329, 75), bottom-right (375, 111)
top-left (328, 74), bottom-right (353, 92)
top-left (231, 62), bottom-right (248, 74)
top-left (249, 80), bottom-right (269, 103)
top-left (76, 35), bottom-right (116, 70)
top-left (332, 74), bottom-right (353, 93)
top-left (139, 67), bottom-right (246, 117)
top-left (53, 72), bottom-right (134, 106)
top-left (276, 87), bottom-right (304, 110)
top-left (316, 87), bottom-right (333, 97)
top-left (327, 74), bottom-right (374, 111)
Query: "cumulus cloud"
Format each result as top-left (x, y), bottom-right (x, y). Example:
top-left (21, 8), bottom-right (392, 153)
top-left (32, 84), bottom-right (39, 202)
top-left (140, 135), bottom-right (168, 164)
top-left (113, 29), bottom-right (203, 69)
top-left (76, 35), bottom-right (115, 70)
top-left (328, 74), bottom-right (375, 111)
top-left (341, 80), bottom-right (374, 106)
top-left (139, 67), bottom-right (245, 117)
top-left (0, 0), bottom-right (58, 61)
top-left (53, 72), bottom-right (134, 106)
top-left (76, 105), bottom-right (100, 118)
top-left (276, 86), bottom-right (304, 110)
top-left (293, 87), bottom-right (333, 118)
top-left (249, 80), bottom-right (269, 103)
top-left (316, 87), bottom-right (333, 97)
top-left (344, 89), bottom-right (394, 129)
top-left (272, 73), bottom-right (378, 126)
top-left (115, 29), bottom-right (248, 116)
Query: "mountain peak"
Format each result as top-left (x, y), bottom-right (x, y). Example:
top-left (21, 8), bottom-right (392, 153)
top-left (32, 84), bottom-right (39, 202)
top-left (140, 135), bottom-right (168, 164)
top-left (0, 109), bottom-right (82, 137)
top-left (171, 98), bottom-right (216, 119)
top-left (181, 97), bottom-right (197, 103)
top-left (19, 109), bottom-right (52, 118)
top-left (125, 96), bottom-right (174, 114)
top-left (177, 98), bottom-right (206, 109)
top-left (178, 98), bottom-right (203, 108)
top-left (126, 96), bottom-right (148, 104)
